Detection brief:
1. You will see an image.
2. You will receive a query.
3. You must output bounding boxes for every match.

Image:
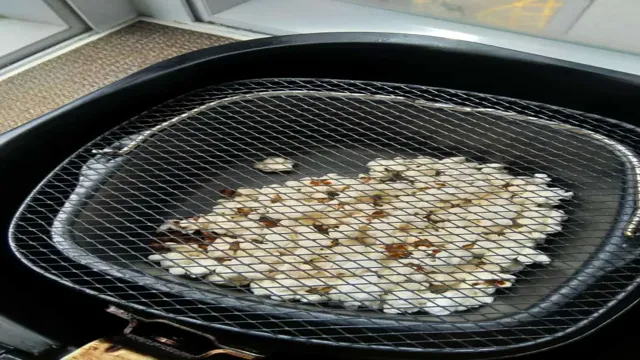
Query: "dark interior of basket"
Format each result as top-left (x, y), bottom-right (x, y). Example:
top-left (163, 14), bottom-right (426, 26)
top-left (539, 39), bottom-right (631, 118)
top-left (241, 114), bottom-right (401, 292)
top-left (64, 89), bottom-right (627, 317)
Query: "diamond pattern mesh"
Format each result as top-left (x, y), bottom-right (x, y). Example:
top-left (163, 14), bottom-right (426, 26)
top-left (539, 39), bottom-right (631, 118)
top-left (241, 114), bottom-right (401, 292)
top-left (9, 78), bottom-right (640, 352)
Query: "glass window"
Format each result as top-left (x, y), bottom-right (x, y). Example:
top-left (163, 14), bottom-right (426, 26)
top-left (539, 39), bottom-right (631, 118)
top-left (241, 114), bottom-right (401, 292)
top-left (195, 0), bottom-right (640, 56)
top-left (340, 1), bottom-right (590, 37)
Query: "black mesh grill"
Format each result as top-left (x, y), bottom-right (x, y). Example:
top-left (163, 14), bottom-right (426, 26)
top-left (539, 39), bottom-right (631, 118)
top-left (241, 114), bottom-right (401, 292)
top-left (9, 78), bottom-right (640, 352)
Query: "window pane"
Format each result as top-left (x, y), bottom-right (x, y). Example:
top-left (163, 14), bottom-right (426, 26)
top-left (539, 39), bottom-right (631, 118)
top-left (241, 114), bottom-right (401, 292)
top-left (339, 0), bottom-right (589, 36)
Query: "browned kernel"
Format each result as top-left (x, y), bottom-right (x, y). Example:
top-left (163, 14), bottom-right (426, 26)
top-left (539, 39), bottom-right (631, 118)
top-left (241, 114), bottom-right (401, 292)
top-left (326, 191), bottom-right (340, 199)
top-left (313, 224), bottom-right (331, 234)
top-left (219, 189), bottom-right (237, 197)
top-left (258, 216), bottom-right (279, 228)
top-left (306, 286), bottom-right (333, 294)
top-left (310, 179), bottom-right (333, 186)
top-left (484, 280), bottom-right (507, 286)
top-left (228, 241), bottom-right (241, 253)
top-left (201, 231), bottom-right (217, 242)
top-left (407, 263), bottom-right (426, 272)
top-left (412, 239), bottom-right (434, 248)
top-left (149, 241), bottom-right (170, 253)
top-left (385, 243), bottom-right (412, 259)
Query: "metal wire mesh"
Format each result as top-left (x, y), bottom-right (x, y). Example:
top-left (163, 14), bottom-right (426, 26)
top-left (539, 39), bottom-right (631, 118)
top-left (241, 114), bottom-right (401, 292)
top-left (10, 78), bottom-right (640, 352)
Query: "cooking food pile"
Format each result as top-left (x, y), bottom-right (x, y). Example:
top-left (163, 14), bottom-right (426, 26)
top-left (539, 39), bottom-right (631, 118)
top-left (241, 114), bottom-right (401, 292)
top-left (148, 156), bottom-right (572, 315)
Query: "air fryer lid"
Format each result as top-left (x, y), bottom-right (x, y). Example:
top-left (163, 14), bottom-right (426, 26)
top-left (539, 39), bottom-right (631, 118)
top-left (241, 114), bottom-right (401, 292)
top-left (10, 78), bottom-right (640, 355)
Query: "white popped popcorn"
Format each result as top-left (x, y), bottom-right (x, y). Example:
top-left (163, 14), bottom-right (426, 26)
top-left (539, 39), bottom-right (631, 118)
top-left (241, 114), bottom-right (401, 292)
top-left (253, 157), bottom-right (295, 172)
top-left (366, 158), bottom-right (409, 172)
top-left (327, 275), bottom-right (385, 309)
top-left (149, 155), bottom-right (571, 315)
top-left (400, 248), bottom-right (474, 270)
top-left (509, 184), bottom-right (574, 205)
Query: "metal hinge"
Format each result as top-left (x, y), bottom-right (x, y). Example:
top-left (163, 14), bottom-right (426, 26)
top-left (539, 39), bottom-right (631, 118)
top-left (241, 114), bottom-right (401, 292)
top-left (95, 306), bottom-right (263, 360)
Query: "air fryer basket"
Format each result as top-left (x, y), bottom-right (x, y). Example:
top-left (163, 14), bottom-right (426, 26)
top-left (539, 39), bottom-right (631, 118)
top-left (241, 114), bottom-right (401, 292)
top-left (10, 78), bottom-right (640, 356)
